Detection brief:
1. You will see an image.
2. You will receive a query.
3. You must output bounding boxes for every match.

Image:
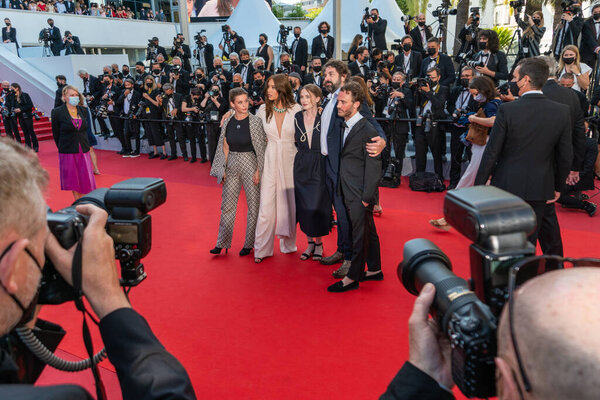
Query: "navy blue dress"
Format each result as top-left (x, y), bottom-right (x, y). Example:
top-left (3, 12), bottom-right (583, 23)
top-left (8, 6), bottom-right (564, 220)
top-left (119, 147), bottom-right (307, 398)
top-left (293, 111), bottom-right (332, 237)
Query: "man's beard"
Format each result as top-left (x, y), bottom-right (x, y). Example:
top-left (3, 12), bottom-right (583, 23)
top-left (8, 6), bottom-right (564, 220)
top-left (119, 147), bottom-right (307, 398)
top-left (324, 78), bottom-right (340, 93)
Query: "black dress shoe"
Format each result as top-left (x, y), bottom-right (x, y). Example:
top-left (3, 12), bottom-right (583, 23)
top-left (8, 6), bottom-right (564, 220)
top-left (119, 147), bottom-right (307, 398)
top-left (361, 271), bottom-right (384, 282)
top-left (239, 248), bottom-right (252, 256)
top-left (160, 154), bottom-right (167, 160)
top-left (184, 156), bottom-right (189, 162)
top-left (168, 155), bottom-right (177, 161)
top-left (210, 247), bottom-right (228, 255)
top-left (149, 153), bottom-right (159, 159)
top-left (190, 158), bottom-right (197, 163)
top-left (201, 158), bottom-right (208, 163)
top-left (327, 280), bottom-right (359, 292)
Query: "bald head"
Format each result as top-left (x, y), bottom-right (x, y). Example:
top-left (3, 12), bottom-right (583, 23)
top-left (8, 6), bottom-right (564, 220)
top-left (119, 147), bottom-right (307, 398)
top-left (497, 268), bottom-right (600, 399)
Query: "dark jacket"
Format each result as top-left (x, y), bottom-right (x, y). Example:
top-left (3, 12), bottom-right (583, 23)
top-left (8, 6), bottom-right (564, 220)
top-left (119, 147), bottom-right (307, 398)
top-left (54, 85), bottom-right (66, 108)
top-left (415, 84), bottom-right (449, 120)
top-left (161, 92), bottom-right (184, 119)
top-left (48, 26), bottom-right (62, 56)
top-left (447, 85), bottom-right (477, 115)
top-left (394, 51), bottom-right (422, 80)
top-left (474, 93), bottom-right (573, 201)
top-left (170, 43), bottom-right (192, 71)
top-left (580, 17), bottom-right (600, 66)
top-left (407, 25), bottom-right (432, 55)
top-left (552, 16), bottom-right (583, 57)
top-left (194, 43), bottom-right (215, 73)
top-left (311, 34), bottom-right (334, 62)
top-left (115, 88), bottom-right (142, 116)
top-left (457, 25), bottom-right (478, 57)
top-left (368, 17), bottom-right (387, 50)
top-left (380, 362), bottom-right (455, 400)
top-left (7, 92), bottom-right (34, 117)
top-left (516, 14), bottom-right (545, 58)
top-left (146, 45), bottom-right (168, 61)
top-left (1, 26), bottom-right (17, 47)
top-left (420, 53), bottom-right (455, 88)
top-left (63, 35), bottom-right (84, 55)
top-left (348, 61), bottom-right (370, 77)
top-left (470, 50), bottom-right (509, 84)
top-left (290, 36), bottom-right (308, 69)
top-left (51, 104), bottom-right (90, 153)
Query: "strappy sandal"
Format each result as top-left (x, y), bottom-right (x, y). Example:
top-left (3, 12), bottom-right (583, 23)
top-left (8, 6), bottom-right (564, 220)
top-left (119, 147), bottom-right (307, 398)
top-left (254, 258), bottom-right (263, 263)
top-left (312, 243), bottom-right (323, 261)
top-left (300, 241), bottom-right (315, 261)
top-left (429, 218), bottom-right (451, 232)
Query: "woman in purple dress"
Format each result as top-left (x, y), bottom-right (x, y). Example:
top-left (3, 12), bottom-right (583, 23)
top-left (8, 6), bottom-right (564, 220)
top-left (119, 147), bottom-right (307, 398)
top-left (51, 85), bottom-right (96, 200)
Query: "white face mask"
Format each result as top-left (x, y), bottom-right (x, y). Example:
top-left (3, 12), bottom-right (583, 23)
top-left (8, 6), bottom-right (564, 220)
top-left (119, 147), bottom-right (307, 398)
top-left (68, 96), bottom-right (79, 106)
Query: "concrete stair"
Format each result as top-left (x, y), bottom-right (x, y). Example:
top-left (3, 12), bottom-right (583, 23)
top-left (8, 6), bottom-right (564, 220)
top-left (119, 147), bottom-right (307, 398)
top-left (0, 110), bottom-right (53, 142)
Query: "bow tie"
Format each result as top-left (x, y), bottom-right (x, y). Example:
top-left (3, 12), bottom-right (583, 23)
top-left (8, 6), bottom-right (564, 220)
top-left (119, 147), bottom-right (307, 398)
top-left (342, 122), bottom-right (348, 129)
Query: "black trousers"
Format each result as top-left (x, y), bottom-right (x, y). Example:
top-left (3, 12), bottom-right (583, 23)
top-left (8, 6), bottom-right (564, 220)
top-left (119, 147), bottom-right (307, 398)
top-left (382, 121), bottom-right (409, 174)
top-left (183, 123), bottom-right (206, 160)
top-left (164, 121), bottom-right (184, 157)
top-left (17, 114), bottom-right (37, 151)
top-left (414, 124), bottom-right (444, 181)
top-left (325, 163), bottom-right (353, 261)
top-left (97, 115), bottom-right (110, 135)
top-left (527, 201), bottom-right (563, 256)
top-left (2, 116), bottom-right (20, 142)
top-left (449, 124), bottom-right (468, 187)
top-left (344, 198), bottom-right (381, 282)
top-left (109, 115), bottom-right (126, 151)
top-left (142, 120), bottom-right (164, 147)
top-left (206, 123), bottom-right (220, 162)
top-left (124, 119), bottom-right (140, 153)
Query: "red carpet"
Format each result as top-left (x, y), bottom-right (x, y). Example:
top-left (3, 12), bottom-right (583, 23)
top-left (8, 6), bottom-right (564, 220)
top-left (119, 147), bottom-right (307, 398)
top-left (31, 141), bottom-right (600, 399)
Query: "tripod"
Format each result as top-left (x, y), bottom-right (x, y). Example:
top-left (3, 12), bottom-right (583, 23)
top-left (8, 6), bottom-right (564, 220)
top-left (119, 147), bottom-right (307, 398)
top-left (42, 41), bottom-right (53, 57)
top-left (432, 17), bottom-right (448, 54)
top-left (507, 11), bottom-right (525, 77)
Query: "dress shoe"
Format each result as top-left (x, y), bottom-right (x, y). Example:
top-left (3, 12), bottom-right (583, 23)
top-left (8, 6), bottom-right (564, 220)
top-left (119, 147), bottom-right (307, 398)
top-left (361, 271), bottom-right (384, 281)
top-left (160, 154), bottom-right (167, 160)
top-left (184, 156), bottom-right (189, 162)
top-left (332, 260), bottom-right (351, 279)
top-left (190, 158), bottom-right (197, 163)
top-left (148, 153), bottom-right (159, 159)
top-left (320, 251), bottom-right (343, 265)
top-left (582, 201), bottom-right (597, 217)
top-left (239, 248), bottom-right (252, 256)
top-left (201, 158), bottom-right (208, 163)
top-left (327, 280), bottom-right (359, 292)
top-left (130, 151), bottom-right (140, 158)
top-left (168, 155), bottom-right (178, 161)
top-left (209, 247), bottom-right (227, 255)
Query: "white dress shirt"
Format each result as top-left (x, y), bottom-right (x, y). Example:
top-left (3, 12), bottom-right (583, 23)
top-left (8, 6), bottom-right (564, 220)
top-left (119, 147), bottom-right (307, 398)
top-left (342, 111), bottom-right (364, 146)
top-left (320, 88), bottom-right (340, 156)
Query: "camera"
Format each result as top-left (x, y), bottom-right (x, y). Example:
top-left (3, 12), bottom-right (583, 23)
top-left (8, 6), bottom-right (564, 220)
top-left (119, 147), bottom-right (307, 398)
top-left (452, 108), bottom-right (469, 122)
top-left (561, 0), bottom-right (580, 13)
top-left (39, 178), bottom-right (167, 305)
top-left (509, 0), bottom-right (524, 8)
top-left (398, 186), bottom-right (537, 398)
top-left (390, 39), bottom-right (402, 52)
top-left (470, 6), bottom-right (480, 22)
top-left (208, 89), bottom-right (219, 97)
top-left (467, 60), bottom-right (485, 68)
top-left (401, 15), bottom-right (414, 22)
top-left (221, 24), bottom-right (230, 33)
top-left (39, 27), bottom-right (51, 43)
top-left (432, 6), bottom-right (457, 18)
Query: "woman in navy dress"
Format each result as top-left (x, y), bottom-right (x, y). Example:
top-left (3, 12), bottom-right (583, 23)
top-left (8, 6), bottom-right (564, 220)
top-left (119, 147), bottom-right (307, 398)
top-left (293, 84), bottom-right (331, 261)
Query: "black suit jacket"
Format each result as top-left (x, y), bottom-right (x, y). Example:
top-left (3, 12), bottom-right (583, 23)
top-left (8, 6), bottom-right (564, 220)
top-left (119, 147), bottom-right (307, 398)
top-left (552, 17), bottom-right (583, 56)
top-left (394, 51), bottom-right (422, 80)
top-left (195, 43), bottom-right (215, 73)
top-left (447, 85), bottom-right (477, 115)
top-left (474, 93), bottom-right (573, 200)
top-left (339, 117), bottom-right (381, 204)
top-left (290, 37), bottom-right (308, 68)
top-left (380, 362), bottom-right (455, 400)
top-left (161, 92), bottom-right (183, 119)
top-left (420, 53), bottom-right (455, 87)
top-left (416, 84), bottom-right (449, 120)
top-left (63, 36), bottom-right (83, 55)
top-left (7, 92), bottom-right (34, 117)
top-left (54, 85), bottom-right (66, 108)
top-left (580, 17), bottom-right (600, 66)
top-left (348, 61), bottom-right (370, 77)
top-left (2, 27), bottom-right (17, 47)
top-left (48, 26), bottom-right (62, 55)
top-left (170, 44), bottom-right (192, 71)
top-left (409, 25), bottom-right (432, 55)
top-left (543, 79), bottom-right (585, 171)
top-left (0, 308), bottom-right (195, 399)
top-left (51, 105), bottom-right (90, 153)
top-left (369, 18), bottom-right (387, 50)
top-left (311, 34), bottom-right (334, 62)
top-left (115, 88), bottom-right (142, 115)
top-left (471, 50), bottom-right (508, 84)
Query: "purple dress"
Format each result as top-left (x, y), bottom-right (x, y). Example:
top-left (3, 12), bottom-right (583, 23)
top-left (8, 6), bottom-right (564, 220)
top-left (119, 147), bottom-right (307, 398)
top-left (58, 118), bottom-right (96, 194)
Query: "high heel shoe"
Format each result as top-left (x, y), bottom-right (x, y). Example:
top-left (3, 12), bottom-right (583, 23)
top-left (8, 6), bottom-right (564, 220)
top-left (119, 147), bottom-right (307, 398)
top-left (300, 241), bottom-right (315, 261)
top-left (210, 247), bottom-right (228, 255)
top-left (312, 243), bottom-right (323, 261)
top-left (373, 208), bottom-right (383, 217)
top-left (239, 248), bottom-right (252, 256)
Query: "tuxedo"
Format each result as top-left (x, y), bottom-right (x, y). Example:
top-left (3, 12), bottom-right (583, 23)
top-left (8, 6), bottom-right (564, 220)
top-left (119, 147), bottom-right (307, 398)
top-left (475, 93), bottom-right (572, 248)
top-left (470, 50), bottom-right (508, 84)
top-left (339, 115), bottom-right (382, 282)
top-left (146, 45), bottom-right (168, 61)
top-left (394, 51), bottom-right (422, 80)
top-left (407, 25), bottom-right (432, 55)
top-left (47, 25), bottom-right (62, 56)
top-left (303, 72), bottom-right (324, 87)
top-left (552, 16), bottom-right (583, 58)
top-left (170, 43), bottom-right (192, 72)
top-left (420, 53), bottom-right (455, 87)
top-left (348, 60), bottom-right (370, 77)
top-left (62, 36), bottom-right (83, 55)
top-left (457, 25), bottom-right (478, 58)
top-left (311, 34), bottom-right (334, 63)
top-left (580, 17), bottom-right (600, 66)
top-left (235, 61), bottom-right (254, 85)
top-left (380, 362), bottom-right (455, 400)
top-left (368, 17), bottom-right (387, 50)
top-left (290, 36), bottom-right (308, 69)
top-left (195, 43), bottom-right (214, 73)
top-left (1, 26), bottom-right (17, 47)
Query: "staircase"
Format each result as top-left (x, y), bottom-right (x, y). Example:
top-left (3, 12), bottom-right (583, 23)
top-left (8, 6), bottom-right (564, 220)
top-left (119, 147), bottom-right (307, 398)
top-left (0, 110), bottom-right (53, 143)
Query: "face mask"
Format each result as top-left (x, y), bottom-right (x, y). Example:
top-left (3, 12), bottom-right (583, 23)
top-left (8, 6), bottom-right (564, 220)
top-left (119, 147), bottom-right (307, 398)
top-left (259, 39), bottom-right (265, 45)
top-left (153, 69), bottom-right (161, 74)
top-left (196, 73), bottom-right (204, 78)
top-left (313, 65), bottom-right (321, 73)
top-left (320, 29), bottom-right (328, 34)
top-left (231, 60), bottom-right (238, 67)
top-left (429, 78), bottom-right (438, 87)
top-left (533, 18), bottom-right (541, 25)
top-left (254, 80), bottom-right (263, 86)
top-left (294, 33), bottom-right (300, 38)
top-left (49, 22), bottom-right (54, 27)
top-left (460, 78), bottom-right (470, 88)
top-left (562, 56), bottom-right (575, 65)
top-left (474, 93), bottom-right (486, 103)
top-left (418, 21), bottom-right (425, 27)
top-left (363, 56), bottom-right (370, 62)
top-left (123, 69), bottom-right (129, 75)
top-left (5, 23), bottom-right (10, 26)
top-left (403, 43), bottom-right (412, 52)
top-left (594, 14), bottom-right (600, 21)
top-left (427, 47), bottom-right (436, 56)
top-left (68, 96), bottom-right (79, 106)
top-left (242, 59), bottom-right (250, 65)
top-left (257, 65), bottom-right (265, 71)
top-left (478, 41), bottom-right (487, 50)
top-left (0, 242), bottom-right (42, 328)
top-left (391, 82), bottom-right (400, 89)
top-left (146, 82), bottom-right (153, 88)
top-left (282, 60), bottom-right (290, 68)
top-left (233, 81), bottom-right (242, 87)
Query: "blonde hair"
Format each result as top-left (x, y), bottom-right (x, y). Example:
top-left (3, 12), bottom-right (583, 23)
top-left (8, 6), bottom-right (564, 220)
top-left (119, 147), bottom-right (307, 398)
top-left (61, 85), bottom-right (85, 106)
top-left (558, 45), bottom-right (582, 74)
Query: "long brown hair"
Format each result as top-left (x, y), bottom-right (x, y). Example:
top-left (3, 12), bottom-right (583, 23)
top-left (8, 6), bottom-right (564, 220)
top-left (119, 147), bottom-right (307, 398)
top-left (348, 76), bottom-right (373, 107)
top-left (524, 11), bottom-right (543, 38)
top-left (264, 74), bottom-right (295, 122)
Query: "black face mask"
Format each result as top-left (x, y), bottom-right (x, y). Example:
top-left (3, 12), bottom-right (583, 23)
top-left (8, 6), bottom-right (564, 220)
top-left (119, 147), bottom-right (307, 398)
top-left (313, 65), bottom-right (321, 73)
top-left (460, 78), bottom-right (470, 88)
top-left (294, 33), bottom-right (300, 38)
top-left (418, 21), bottom-right (425, 27)
top-left (391, 82), bottom-right (400, 89)
top-left (5, 23), bottom-right (10, 27)
top-left (123, 69), bottom-right (129, 75)
top-left (231, 60), bottom-right (238, 67)
top-left (49, 22), bottom-right (54, 27)
top-left (320, 29), bottom-right (328, 34)
top-left (282, 60), bottom-right (290, 68)
top-left (196, 73), bottom-right (204, 78)
top-left (254, 79), bottom-right (263, 86)
top-left (403, 43), bottom-right (412, 52)
top-left (257, 65), bottom-right (265, 71)
top-left (146, 82), bottom-right (153, 88)
top-left (233, 81), bottom-right (242, 87)
top-left (595, 13), bottom-right (600, 21)
top-left (136, 68), bottom-right (144, 74)
top-left (153, 69), bottom-right (161, 74)
top-left (427, 47), bottom-right (436, 56)
top-left (0, 242), bottom-right (43, 328)
top-left (259, 39), bottom-right (265, 45)
top-left (533, 18), bottom-right (541, 25)
top-left (241, 59), bottom-right (250, 65)
top-left (563, 56), bottom-right (575, 65)
top-left (478, 41), bottom-right (487, 50)
top-left (363, 56), bottom-right (370, 62)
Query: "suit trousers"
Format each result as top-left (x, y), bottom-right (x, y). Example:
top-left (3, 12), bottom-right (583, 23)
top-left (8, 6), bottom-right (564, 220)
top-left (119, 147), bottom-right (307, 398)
top-left (142, 120), bottom-right (164, 147)
top-left (325, 162), bottom-right (353, 260)
top-left (527, 201), bottom-right (563, 256)
top-left (17, 115), bottom-right (37, 151)
top-left (449, 124), bottom-right (468, 186)
top-left (183, 123), bottom-right (207, 160)
top-left (164, 121), bottom-right (184, 156)
top-left (414, 124), bottom-right (444, 181)
top-left (344, 199), bottom-right (381, 282)
top-left (382, 121), bottom-right (409, 174)
top-left (2, 116), bottom-right (20, 142)
top-left (108, 115), bottom-right (125, 151)
top-left (124, 119), bottom-right (140, 153)
top-left (216, 152), bottom-right (260, 249)
top-left (96, 115), bottom-right (110, 135)
top-left (206, 123), bottom-right (220, 162)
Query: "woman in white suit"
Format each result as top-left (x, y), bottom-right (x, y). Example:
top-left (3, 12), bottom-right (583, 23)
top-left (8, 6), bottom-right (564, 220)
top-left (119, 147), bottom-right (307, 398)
top-left (254, 74), bottom-right (302, 263)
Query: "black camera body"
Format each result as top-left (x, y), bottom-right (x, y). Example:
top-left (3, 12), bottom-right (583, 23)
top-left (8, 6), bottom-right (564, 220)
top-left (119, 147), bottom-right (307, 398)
top-left (398, 186), bottom-right (538, 398)
top-left (467, 60), bottom-right (485, 68)
top-left (452, 108), bottom-right (469, 122)
top-left (401, 15), bottom-right (414, 22)
top-left (40, 178), bottom-right (167, 305)
top-left (509, 0), bottom-right (524, 9)
top-left (561, 0), bottom-right (578, 12)
top-left (432, 6), bottom-right (457, 18)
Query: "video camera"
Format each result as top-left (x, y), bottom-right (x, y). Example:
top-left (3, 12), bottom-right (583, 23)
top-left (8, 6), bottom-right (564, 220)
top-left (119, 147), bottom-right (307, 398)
top-left (432, 5), bottom-right (457, 18)
top-left (390, 39), bottom-right (402, 52)
top-left (398, 186), bottom-right (537, 398)
top-left (194, 29), bottom-right (206, 45)
top-left (401, 15), bottom-right (414, 22)
top-left (509, 0), bottom-right (524, 9)
top-left (470, 7), bottom-right (480, 23)
top-left (39, 178), bottom-right (167, 305)
top-left (561, 0), bottom-right (579, 13)
top-left (39, 27), bottom-right (51, 44)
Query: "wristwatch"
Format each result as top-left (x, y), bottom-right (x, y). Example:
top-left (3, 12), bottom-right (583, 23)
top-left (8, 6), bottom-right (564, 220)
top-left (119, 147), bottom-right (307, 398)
top-left (576, 72), bottom-right (582, 77)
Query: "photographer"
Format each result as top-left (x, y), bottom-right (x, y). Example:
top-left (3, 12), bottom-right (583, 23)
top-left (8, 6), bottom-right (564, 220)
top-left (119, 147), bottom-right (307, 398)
top-left (405, 13), bottom-right (431, 56)
top-left (515, 10), bottom-right (545, 60)
top-left (7, 83), bottom-right (38, 152)
top-left (456, 9), bottom-right (480, 60)
top-left (420, 37), bottom-right (455, 88)
top-left (78, 69), bottom-right (109, 137)
top-left (414, 67), bottom-right (449, 183)
top-left (470, 29), bottom-right (508, 85)
top-left (560, 73), bottom-right (590, 117)
top-left (122, 64), bottom-right (133, 81)
top-left (290, 26), bottom-right (308, 72)
top-left (146, 36), bottom-right (168, 63)
top-left (157, 83), bottom-right (185, 161)
top-left (181, 87), bottom-right (207, 163)
top-left (62, 30), bottom-right (83, 55)
top-left (218, 26), bottom-right (245, 59)
top-left (249, 70), bottom-right (266, 112)
top-left (209, 58), bottom-right (232, 93)
top-left (0, 81), bottom-right (19, 142)
top-left (303, 58), bottom-right (324, 89)
top-left (169, 66), bottom-right (190, 95)
top-left (394, 36), bottom-right (422, 81)
top-left (141, 76), bottom-right (168, 160)
top-left (369, 70), bottom-right (392, 117)
top-left (100, 75), bottom-right (124, 153)
top-left (2, 18), bottom-right (18, 49)
top-left (170, 33), bottom-right (192, 72)
top-left (289, 72), bottom-right (302, 103)
top-left (54, 75), bottom-right (67, 108)
top-left (201, 84), bottom-right (227, 162)
top-left (349, 46), bottom-right (371, 78)
top-left (133, 62), bottom-right (148, 92)
top-left (150, 62), bottom-right (167, 88)
top-left (193, 34), bottom-right (214, 74)
top-left (370, 48), bottom-right (385, 72)
top-left (365, 8), bottom-right (387, 51)
top-left (276, 52), bottom-right (300, 75)
top-left (115, 78), bottom-right (142, 157)
top-left (0, 138), bottom-right (196, 399)
top-left (45, 18), bottom-right (61, 56)
top-left (551, 3), bottom-right (583, 61)
top-left (236, 49), bottom-right (254, 87)
top-left (190, 67), bottom-right (209, 92)
top-left (580, 4), bottom-right (600, 67)
top-left (311, 21), bottom-right (334, 64)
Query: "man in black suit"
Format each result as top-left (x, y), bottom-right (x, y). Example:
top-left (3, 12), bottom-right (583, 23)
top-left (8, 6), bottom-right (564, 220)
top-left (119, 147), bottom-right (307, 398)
top-left (100, 74), bottom-right (124, 147)
top-left (552, 10), bottom-right (583, 60)
top-left (115, 78), bottom-right (143, 157)
top-left (327, 81), bottom-right (382, 293)
top-left (53, 75), bottom-right (67, 108)
top-left (348, 46), bottom-right (371, 78)
top-left (275, 52), bottom-right (301, 75)
top-left (235, 49), bottom-right (254, 88)
top-left (219, 27), bottom-right (245, 58)
top-left (311, 21), bottom-right (334, 64)
top-left (365, 8), bottom-right (387, 50)
top-left (475, 57), bottom-right (572, 248)
top-left (2, 18), bottom-right (17, 49)
top-left (8, 0), bottom-right (23, 9)
top-left (303, 57), bottom-right (324, 86)
top-left (46, 19), bottom-right (62, 56)
top-left (394, 35), bottom-right (422, 81)
top-left (170, 33), bottom-right (192, 72)
top-left (470, 29), bottom-right (508, 85)
top-left (405, 13), bottom-right (432, 56)
top-left (146, 37), bottom-right (168, 62)
top-left (62, 31), bottom-right (84, 55)
top-left (0, 140), bottom-right (195, 399)
top-left (0, 81), bottom-right (19, 142)
top-left (193, 35), bottom-right (214, 74)
top-left (420, 37), bottom-right (455, 87)
top-left (158, 83), bottom-right (185, 161)
top-left (447, 66), bottom-right (477, 189)
top-left (64, 0), bottom-right (74, 13)
top-left (414, 67), bottom-right (449, 183)
top-left (580, 4), bottom-right (600, 67)
top-left (290, 26), bottom-right (308, 73)
top-left (78, 69), bottom-right (109, 136)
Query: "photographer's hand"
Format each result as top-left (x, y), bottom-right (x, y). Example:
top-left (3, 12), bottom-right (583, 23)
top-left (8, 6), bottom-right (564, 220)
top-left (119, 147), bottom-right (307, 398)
top-left (408, 283), bottom-right (454, 390)
top-left (421, 83), bottom-right (430, 93)
top-left (45, 205), bottom-right (130, 320)
top-left (500, 92), bottom-right (515, 102)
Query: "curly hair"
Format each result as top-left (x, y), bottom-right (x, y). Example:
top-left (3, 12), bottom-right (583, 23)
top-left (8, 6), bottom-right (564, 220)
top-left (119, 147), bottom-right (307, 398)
top-left (478, 29), bottom-right (500, 53)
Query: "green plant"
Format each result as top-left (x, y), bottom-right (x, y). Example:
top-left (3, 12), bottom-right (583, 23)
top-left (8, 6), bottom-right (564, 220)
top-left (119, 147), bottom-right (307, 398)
top-left (287, 4), bottom-right (305, 18)
top-left (305, 7), bottom-right (322, 21)
top-left (492, 26), bottom-right (515, 53)
top-left (272, 4), bottom-right (284, 19)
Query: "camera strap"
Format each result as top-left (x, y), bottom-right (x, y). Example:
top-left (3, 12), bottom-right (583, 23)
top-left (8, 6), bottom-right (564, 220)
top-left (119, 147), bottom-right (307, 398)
top-left (72, 241), bottom-right (107, 400)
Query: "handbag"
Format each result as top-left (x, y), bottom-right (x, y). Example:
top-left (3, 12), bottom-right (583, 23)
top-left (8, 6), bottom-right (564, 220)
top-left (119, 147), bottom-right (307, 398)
top-left (465, 108), bottom-right (489, 146)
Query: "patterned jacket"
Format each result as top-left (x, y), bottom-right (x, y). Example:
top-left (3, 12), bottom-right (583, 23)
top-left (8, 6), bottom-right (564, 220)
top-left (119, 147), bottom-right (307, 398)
top-left (210, 113), bottom-right (267, 184)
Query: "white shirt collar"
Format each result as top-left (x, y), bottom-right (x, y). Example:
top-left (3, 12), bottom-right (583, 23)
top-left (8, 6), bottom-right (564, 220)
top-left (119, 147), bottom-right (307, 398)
top-left (521, 90), bottom-right (543, 96)
top-left (344, 111), bottom-right (363, 132)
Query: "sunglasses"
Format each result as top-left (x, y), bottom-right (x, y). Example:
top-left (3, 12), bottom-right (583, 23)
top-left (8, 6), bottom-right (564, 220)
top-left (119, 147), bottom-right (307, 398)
top-left (507, 255), bottom-right (600, 392)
